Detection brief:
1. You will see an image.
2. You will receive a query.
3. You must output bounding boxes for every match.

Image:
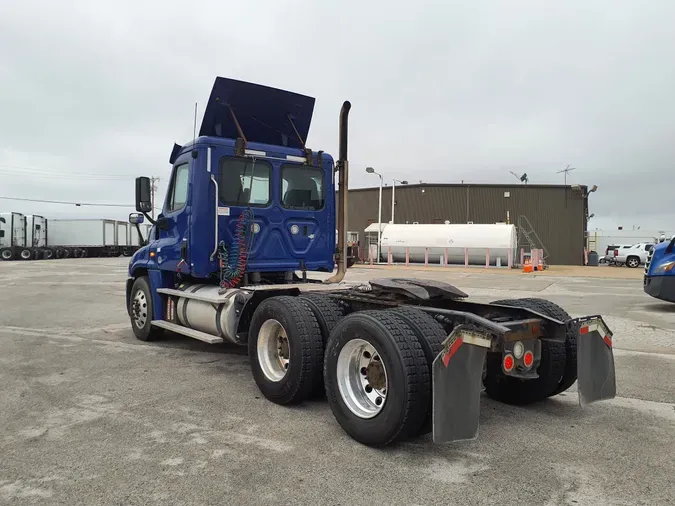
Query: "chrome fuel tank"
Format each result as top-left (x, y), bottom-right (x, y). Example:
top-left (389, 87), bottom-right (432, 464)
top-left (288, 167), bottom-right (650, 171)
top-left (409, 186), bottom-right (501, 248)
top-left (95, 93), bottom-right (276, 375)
top-left (175, 284), bottom-right (239, 343)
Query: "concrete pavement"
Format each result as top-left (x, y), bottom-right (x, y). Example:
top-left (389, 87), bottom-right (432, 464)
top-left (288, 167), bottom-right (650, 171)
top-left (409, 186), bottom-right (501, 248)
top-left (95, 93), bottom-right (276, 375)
top-left (1, 259), bottom-right (673, 505)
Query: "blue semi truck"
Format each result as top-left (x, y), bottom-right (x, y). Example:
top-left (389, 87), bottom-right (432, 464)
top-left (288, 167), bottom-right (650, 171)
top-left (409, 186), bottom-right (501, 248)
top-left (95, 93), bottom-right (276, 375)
top-left (125, 77), bottom-right (617, 446)
top-left (644, 235), bottom-right (675, 302)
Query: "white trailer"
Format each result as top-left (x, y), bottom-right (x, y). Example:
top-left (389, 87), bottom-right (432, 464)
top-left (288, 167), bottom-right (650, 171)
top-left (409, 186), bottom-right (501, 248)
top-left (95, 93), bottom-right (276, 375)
top-left (117, 221), bottom-right (129, 248)
top-left (47, 219), bottom-right (119, 258)
top-left (0, 212), bottom-right (30, 261)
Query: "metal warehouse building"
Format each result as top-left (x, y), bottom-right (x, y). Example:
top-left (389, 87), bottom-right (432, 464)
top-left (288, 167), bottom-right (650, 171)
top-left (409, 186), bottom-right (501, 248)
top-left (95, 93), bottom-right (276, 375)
top-left (344, 183), bottom-right (592, 265)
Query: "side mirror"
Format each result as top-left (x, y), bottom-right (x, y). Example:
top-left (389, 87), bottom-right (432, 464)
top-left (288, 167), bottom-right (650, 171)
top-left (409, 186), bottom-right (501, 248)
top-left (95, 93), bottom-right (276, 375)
top-left (135, 177), bottom-right (152, 213)
top-left (129, 213), bottom-right (144, 225)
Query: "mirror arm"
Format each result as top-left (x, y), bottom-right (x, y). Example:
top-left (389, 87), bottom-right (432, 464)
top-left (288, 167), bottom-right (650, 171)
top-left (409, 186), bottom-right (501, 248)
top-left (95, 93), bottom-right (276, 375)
top-left (134, 223), bottom-right (147, 246)
top-left (141, 211), bottom-right (157, 226)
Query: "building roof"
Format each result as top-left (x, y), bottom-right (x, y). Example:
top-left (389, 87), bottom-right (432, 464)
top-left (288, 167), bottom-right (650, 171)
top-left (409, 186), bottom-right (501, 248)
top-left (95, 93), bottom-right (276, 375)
top-left (348, 182), bottom-right (585, 192)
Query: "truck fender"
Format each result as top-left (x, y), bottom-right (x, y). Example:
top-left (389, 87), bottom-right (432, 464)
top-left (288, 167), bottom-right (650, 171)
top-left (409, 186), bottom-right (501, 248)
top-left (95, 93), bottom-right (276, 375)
top-left (235, 288), bottom-right (301, 343)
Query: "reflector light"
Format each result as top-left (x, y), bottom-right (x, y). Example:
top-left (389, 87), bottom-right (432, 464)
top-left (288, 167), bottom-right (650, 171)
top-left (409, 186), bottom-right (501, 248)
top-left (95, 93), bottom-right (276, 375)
top-left (523, 350), bottom-right (534, 368)
top-left (503, 354), bottom-right (515, 372)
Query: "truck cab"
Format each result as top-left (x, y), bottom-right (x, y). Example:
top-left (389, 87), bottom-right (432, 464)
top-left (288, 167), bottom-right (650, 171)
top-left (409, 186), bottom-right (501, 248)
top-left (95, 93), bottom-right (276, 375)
top-left (644, 236), bottom-right (675, 302)
top-left (128, 78), bottom-right (336, 290)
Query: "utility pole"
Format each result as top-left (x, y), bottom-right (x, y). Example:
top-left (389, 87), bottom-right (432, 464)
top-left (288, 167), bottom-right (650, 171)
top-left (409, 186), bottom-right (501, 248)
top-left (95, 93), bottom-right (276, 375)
top-left (366, 167), bottom-right (383, 262)
top-left (150, 176), bottom-right (160, 219)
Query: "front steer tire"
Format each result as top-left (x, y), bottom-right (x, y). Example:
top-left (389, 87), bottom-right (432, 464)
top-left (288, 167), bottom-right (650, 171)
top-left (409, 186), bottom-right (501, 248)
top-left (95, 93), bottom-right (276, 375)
top-left (483, 298), bottom-right (569, 405)
top-left (323, 311), bottom-right (430, 447)
top-left (248, 296), bottom-right (323, 406)
top-left (129, 276), bottom-right (163, 342)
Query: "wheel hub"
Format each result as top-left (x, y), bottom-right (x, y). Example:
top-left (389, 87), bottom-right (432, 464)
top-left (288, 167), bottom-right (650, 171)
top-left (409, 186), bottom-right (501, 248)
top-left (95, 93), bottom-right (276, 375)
top-left (365, 360), bottom-right (386, 391)
top-left (132, 289), bottom-right (148, 329)
top-left (257, 319), bottom-right (290, 382)
top-left (337, 339), bottom-right (388, 419)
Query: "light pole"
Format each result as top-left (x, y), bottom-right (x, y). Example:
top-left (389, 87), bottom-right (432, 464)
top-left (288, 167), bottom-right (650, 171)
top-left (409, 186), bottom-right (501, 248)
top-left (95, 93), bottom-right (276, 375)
top-left (391, 178), bottom-right (408, 224)
top-left (366, 167), bottom-right (383, 262)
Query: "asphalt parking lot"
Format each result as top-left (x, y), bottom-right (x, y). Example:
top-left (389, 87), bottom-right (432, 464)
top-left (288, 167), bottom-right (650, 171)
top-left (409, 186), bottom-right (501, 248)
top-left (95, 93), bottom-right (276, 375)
top-left (1, 258), bottom-right (674, 505)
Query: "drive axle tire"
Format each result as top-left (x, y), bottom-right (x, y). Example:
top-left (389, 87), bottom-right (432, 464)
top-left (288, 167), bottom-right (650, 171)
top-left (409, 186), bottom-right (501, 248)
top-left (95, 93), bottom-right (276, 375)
top-left (299, 294), bottom-right (347, 397)
top-left (129, 276), bottom-right (163, 342)
top-left (248, 296), bottom-right (323, 405)
top-left (324, 311), bottom-right (430, 447)
top-left (381, 306), bottom-right (446, 435)
top-left (43, 248), bottom-right (55, 260)
top-left (484, 298), bottom-right (568, 405)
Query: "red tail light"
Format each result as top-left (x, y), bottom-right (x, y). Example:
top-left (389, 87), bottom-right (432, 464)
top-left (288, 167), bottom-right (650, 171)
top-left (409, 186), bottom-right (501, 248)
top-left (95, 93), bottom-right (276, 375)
top-left (503, 354), bottom-right (515, 372)
top-left (614, 249), bottom-right (618, 256)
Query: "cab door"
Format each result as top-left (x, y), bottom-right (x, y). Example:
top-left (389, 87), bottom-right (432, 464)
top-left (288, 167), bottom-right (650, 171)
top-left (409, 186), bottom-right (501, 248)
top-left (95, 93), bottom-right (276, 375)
top-left (154, 155), bottom-right (191, 272)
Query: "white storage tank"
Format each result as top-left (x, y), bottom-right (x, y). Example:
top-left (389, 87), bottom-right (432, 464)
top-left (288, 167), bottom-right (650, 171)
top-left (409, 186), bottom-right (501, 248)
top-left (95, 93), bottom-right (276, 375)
top-left (379, 223), bottom-right (517, 266)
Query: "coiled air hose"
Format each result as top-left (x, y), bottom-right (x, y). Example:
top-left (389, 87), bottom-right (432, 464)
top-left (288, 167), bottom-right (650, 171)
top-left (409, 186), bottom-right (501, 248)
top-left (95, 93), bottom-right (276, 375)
top-left (218, 208), bottom-right (254, 289)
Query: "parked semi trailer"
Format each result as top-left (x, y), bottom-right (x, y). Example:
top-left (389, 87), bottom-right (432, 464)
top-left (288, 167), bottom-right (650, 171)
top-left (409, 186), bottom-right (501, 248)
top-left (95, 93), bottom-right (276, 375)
top-left (25, 214), bottom-right (49, 259)
top-left (0, 212), bottom-right (28, 260)
top-left (125, 77), bottom-right (617, 446)
top-left (0, 215), bottom-right (149, 260)
top-left (48, 219), bottom-right (123, 258)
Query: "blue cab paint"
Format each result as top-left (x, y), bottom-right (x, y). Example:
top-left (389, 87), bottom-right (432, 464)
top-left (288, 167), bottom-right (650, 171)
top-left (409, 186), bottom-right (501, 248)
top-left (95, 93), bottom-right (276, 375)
top-left (127, 77), bottom-right (336, 317)
top-left (643, 237), bottom-right (675, 303)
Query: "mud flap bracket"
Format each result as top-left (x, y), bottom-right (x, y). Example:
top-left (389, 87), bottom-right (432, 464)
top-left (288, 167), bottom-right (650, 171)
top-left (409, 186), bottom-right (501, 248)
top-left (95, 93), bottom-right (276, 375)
top-left (432, 325), bottom-right (491, 444)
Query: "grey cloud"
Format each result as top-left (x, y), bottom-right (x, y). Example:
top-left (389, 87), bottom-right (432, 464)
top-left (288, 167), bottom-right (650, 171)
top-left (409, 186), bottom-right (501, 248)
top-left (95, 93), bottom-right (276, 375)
top-left (1, 0), bottom-right (674, 230)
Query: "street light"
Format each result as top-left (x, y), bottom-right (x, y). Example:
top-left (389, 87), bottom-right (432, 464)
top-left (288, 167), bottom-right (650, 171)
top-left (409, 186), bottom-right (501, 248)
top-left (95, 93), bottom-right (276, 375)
top-left (366, 167), bottom-right (383, 262)
top-left (391, 178), bottom-right (408, 224)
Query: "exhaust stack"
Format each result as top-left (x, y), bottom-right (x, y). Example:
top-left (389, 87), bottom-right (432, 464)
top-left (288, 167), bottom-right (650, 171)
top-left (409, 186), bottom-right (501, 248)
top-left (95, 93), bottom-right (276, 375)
top-left (325, 100), bottom-right (351, 284)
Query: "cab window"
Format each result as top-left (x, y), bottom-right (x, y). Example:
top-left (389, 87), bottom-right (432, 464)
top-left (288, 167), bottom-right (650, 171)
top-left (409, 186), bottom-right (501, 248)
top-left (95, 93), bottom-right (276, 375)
top-left (281, 164), bottom-right (324, 210)
top-left (218, 157), bottom-right (271, 206)
top-left (167, 163), bottom-right (189, 213)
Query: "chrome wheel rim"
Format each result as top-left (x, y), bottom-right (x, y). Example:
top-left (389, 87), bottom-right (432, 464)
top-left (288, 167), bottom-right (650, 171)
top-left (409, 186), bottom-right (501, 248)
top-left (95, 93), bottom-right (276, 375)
top-left (132, 289), bottom-right (148, 329)
top-left (336, 338), bottom-right (388, 419)
top-left (20, 250), bottom-right (31, 260)
top-left (1, 250), bottom-right (11, 260)
top-left (257, 319), bottom-right (290, 382)
top-left (628, 258), bottom-right (638, 267)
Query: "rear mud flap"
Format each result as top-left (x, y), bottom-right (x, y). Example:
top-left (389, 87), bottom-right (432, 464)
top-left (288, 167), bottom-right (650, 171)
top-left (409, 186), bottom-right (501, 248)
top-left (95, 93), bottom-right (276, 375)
top-left (575, 317), bottom-right (617, 406)
top-left (432, 326), bottom-right (490, 444)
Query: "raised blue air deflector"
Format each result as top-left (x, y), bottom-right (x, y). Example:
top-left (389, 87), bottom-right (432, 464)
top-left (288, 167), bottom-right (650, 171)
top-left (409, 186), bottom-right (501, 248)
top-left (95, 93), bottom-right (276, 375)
top-left (199, 77), bottom-right (316, 149)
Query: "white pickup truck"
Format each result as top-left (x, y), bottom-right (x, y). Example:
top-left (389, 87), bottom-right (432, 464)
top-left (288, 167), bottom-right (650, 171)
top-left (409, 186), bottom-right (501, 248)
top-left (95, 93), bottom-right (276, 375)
top-left (613, 242), bottom-right (654, 268)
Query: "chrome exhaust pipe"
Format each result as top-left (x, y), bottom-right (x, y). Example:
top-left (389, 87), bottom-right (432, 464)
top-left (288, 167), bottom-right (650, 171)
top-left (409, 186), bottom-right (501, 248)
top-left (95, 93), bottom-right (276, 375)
top-left (325, 100), bottom-right (351, 284)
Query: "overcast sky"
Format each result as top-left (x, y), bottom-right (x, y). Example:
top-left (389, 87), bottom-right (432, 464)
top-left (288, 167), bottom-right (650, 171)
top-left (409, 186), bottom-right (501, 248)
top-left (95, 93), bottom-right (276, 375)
top-left (1, 0), bottom-right (674, 232)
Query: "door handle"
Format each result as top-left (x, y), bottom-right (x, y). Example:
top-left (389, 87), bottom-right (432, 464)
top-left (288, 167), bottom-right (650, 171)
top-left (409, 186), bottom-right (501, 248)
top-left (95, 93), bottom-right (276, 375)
top-left (180, 239), bottom-right (187, 260)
